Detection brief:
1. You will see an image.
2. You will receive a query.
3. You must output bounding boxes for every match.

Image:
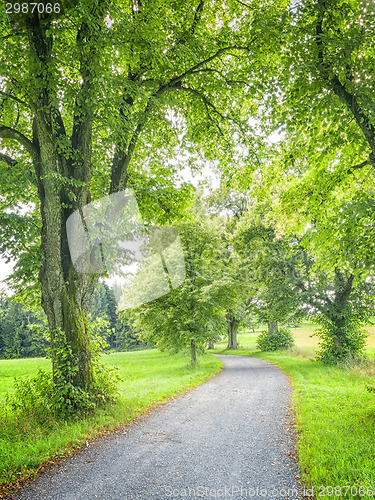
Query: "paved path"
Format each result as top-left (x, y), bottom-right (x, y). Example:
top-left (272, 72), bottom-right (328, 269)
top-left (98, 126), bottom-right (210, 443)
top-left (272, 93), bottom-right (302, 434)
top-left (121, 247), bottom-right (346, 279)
top-left (11, 355), bottom-right (301, 499)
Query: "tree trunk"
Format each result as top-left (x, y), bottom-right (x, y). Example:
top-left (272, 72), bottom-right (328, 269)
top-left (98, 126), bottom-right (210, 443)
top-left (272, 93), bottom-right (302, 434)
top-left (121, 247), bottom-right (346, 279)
top-left (267, 321), bottom-right (279, 335)
top-left (227, 312), bottom-right (239, 350)
top-left (35, 110), bottom-right (97, 391)
top-left (323, 270), bottom-right (356, 358)
top-left (24, 12), bottom-right (100, 393)
top-left (190, 340), bottom-right (197, 365)
top-left (39, 178), bottom-right (97, 390)
top-left (207, 340), bottom-right (214, 349)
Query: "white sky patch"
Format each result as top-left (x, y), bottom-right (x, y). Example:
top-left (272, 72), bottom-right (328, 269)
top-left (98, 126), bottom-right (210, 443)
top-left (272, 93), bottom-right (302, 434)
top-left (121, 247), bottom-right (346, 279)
top-left (0, 258), bottom-right (13, 283)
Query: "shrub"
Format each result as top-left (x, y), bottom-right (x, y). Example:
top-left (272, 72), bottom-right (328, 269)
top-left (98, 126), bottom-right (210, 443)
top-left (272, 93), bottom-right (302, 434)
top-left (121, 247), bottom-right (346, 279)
top-left (3, 320), bottom-right (121, 420)
top-left (256, 326), bottom-right (294, 351)
top-left (314, 315), bottom-right (368, 364)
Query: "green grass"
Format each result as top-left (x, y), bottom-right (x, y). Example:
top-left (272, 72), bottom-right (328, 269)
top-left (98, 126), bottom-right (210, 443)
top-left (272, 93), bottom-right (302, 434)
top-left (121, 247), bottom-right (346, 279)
top-left (0, 357), bottom-right (51, 400)
top-left (211, 324), bottom-right (375, 499)
top-left (215, 321), bottom-right (375, 352)
top-left (3, 323), bottom-right (375, 499)
top-left (0, 349), bottom-right (222, 497)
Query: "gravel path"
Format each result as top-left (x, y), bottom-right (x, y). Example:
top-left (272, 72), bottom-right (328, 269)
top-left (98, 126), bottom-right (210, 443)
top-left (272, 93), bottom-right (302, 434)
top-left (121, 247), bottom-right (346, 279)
top-left (11, 354), bottom-right (302, 499)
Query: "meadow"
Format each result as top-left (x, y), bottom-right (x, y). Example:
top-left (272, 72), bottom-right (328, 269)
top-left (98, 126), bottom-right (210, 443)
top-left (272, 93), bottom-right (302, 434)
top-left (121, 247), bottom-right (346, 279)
top-left (212, 322), bottom-right (375, 499)
top-left (2, 323), bottom-right (375, 499)
top-left (0, 350), bottom-right (222, 497)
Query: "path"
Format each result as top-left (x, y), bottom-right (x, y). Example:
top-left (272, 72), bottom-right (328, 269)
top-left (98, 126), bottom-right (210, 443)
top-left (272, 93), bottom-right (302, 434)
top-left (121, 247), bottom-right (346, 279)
top-left (10, 354), bottom-right (301, 499)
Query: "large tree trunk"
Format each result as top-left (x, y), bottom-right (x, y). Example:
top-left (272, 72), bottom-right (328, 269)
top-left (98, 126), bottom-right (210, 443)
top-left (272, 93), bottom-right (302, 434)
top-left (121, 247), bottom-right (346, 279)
top-left (40, 261), bottom-right (96, 389)
top-left (324, 270), bottom-right (355, 358)
top-left (227, 312), bottom-right (239, 350)
top-left (26, 12), bottom-right (103, 393)
top-left (267, 321), bottom-right (279, 335)
top-left (33, 94), bottom-right (96, 391)
top-left (37, 148), bottom-right (97, 390)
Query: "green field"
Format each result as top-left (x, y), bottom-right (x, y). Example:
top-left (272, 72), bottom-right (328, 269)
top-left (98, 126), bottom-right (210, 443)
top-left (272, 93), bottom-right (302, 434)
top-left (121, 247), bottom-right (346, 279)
top-left (214, 322), bottom-right (375, 352)
top-left (2, 323), bottom-right (375, 499)
top-left (0, 350), bottom-right (222, 497)
top-left (212, 324), bottom-right (375, 499)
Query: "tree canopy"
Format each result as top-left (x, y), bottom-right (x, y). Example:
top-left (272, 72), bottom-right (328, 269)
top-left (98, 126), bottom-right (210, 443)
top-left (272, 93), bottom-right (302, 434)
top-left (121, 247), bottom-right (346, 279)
top-left (1, 0), bottom-right (375, 406)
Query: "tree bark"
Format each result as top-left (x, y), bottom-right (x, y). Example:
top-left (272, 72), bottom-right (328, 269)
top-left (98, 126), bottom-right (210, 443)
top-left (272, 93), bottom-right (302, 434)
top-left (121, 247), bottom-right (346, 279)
top-left (227, 312), bottom-right (239, 349)
top-left (36, 118), bottom-right (97, 390)
top-left (267, 321), bottom-right (279, 335)
top-left (190, 340), bottom-right (197, 365)
top-left (23, 10), bottom-right (105, 393)
top-left (324, 270), bottom-right (355, 356)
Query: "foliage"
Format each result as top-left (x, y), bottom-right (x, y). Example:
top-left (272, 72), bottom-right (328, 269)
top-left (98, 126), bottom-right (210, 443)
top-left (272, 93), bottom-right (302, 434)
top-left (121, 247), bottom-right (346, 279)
top-left (4, 322), bottom-right (121, 419)
top-left (0, 299), bottom-right (48, 359)
top-left (90, 282), bottom-right (146, 351)
top-left (90, 283), bottom-right (117, 331)
top-left (206, 188), bottom-right (254, 349)
top-left (234, 209), bottom-right (303, 327)
top-left (299, 267), bottom-right (374, 363)
top-left (114, 318), bottom-right (146, 351)
top-left (220, 0), bottom-right (375, 365)
top-left (127, 217), bottom-right (233, 363)
top-left (256, 326), bottom-right (294, 352)
top-left (314, 314), bottom-right (368, 365)
top-left (228, 0), bottom-right (375, 276)
top-left (48, 325), bottom-right (121, 417)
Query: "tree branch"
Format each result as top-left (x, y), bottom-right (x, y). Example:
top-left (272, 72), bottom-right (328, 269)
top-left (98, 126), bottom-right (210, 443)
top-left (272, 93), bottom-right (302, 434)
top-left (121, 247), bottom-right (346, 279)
top-left (347, 157), bottom-right (373, 174)
top-left (111, 42), bottom-right (255, 193)
top-left (175, 0), bottom-right (205, 45)
top-left (181, 86), bottom-right (227, 119)
top-left (330, 76), bottom-right (375, 153)
top-left (179, 85), bottom-right (258, 158)
top-left (233, 0), bottom-right (252, 8)
top-left (315, 0), bottom-right (375, 155)
top-left (157, 42), bottom-right (255, 94)
top-left (0, 152), bottom-right (17, 166)
top-left (0, 126), bottom-right (39, 160)
top-left (189, 1), bottom-right (204, 36)
top-left (0, 91), bottom-right (28, 107)
top-left (110, 110), bottom-right (148, 193)
top-left (2, 30), bottom-right (27, 41)
top-left (189, 68), bottom-right (248, 86)
top-left (181, 85), bottom-right (232, 143)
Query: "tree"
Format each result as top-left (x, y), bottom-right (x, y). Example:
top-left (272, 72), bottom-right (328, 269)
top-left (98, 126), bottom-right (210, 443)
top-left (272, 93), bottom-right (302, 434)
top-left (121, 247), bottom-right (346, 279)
top-left (90, 282), bottom-right (117, 348)
top-left (290, 247), bottom-right (374, 362)
top-left (234, 211), bottom-right (302, 335)
top-left (234, 0), bottom-right (375, 272)
top-left (222, 0), bottom-right (375, 361)
top-left (0, 299), bottom-right (48, 358)
top-left (206, 187), bottom-right (251, 350)
top-left (0, 0), bottom-right (264, 395)
top-left (127, 218), bottom-right (229, 364)
top-left (90, 282), bottom-right (144, 351)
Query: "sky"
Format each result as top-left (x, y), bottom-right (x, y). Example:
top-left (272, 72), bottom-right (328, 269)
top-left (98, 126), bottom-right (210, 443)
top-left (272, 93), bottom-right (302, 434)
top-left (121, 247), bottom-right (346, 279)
top-left (0, 258), bottom-right (12, 283)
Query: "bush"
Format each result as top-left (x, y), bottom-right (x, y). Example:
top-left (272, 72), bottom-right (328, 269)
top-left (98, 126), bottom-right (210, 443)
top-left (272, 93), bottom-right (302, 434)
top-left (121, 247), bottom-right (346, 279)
top-left (3, 369), bottom-right (55, 425)
top-left (3, 321), bottom-right (121, 420)
top-left (314, 316), bottom-right (368, 364)
top-left (256, 326), bottom-right (294, 351)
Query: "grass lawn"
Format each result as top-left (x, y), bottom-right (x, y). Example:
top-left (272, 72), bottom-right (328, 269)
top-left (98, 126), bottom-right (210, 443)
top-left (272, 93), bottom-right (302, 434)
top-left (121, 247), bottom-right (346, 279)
top-left (215, 322), bottom-right (375, 352)
top-left (211, 323), bottom-right (375, 499)
top-left (0, 349), bottom-right (222, 497)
